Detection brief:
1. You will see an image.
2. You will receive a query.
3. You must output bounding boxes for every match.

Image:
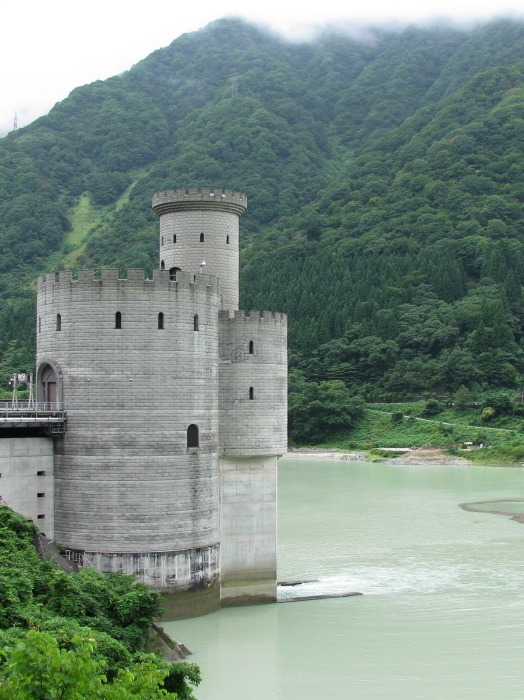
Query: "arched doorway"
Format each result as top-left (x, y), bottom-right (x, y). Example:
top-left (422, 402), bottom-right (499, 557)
top-left (40, 365), bottom-right (57, 406)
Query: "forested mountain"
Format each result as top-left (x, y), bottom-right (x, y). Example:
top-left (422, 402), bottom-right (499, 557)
top-left (1, 17), bottom-right (524, 400)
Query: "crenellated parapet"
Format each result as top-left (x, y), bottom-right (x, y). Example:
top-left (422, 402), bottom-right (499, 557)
top-left (152, 188), bottom-right (247, 217)
top-left (38, 268), bottom-right (221, 295)
top-left (219, 309), bottom-right (287, 325)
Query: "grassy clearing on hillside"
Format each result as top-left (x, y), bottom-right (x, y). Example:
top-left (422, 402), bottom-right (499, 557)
top-left (62, 172), bottom-right (151, 270)
top-left (315, 401), bottom-right (524, 463)
top-left (66, 193), bottom-right (107, 247)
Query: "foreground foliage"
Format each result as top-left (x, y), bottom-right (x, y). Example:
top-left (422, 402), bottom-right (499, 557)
top-left (0, 631), bottom-right (177, 699)
top-left (0, 505), bottom-right (201, 698)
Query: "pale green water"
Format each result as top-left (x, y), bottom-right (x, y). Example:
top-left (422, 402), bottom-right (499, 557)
top-left (165, 459), bottom-right (524, 699)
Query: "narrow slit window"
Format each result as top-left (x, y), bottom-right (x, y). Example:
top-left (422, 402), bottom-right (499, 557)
top-left (161, 236), bottom-right (164, 246)
top-left (173, 234), bottom-right (177, 243)
top-left (249, 387), bottom-right (254, 400)
top-left (38, 317), bottom-right (41, 333)
top-left (158, 312), bottom-right (164, 330)
top-left (193, 314), bottom-right (199, 331)
top-left (56, 314), bottom-right (61, 331)
top-left (249, 340), bottom-right (254, 354)
top-left (200, 233), bottom-right (204, 242)
top-left (115, 312), bottom-right (122, 329)
top-left (187, 424), bottom-right (199, 448)
top-left (226, 235), bottom-right (230, 244)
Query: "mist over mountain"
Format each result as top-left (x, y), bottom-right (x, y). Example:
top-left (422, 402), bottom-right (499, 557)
top-left (1, 17), bottom-right (524, 400)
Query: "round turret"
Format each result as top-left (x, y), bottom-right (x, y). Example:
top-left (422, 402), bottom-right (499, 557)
top-left (37, 268), bottom-right (223, 617)
top-left (152, 188), bottom-right (247, 312)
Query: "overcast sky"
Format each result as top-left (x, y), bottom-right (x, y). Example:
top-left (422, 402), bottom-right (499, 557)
top-left (1, 0), bottom-right (523, 137)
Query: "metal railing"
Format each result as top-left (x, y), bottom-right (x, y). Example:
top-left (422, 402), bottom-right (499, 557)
top-left (0, 400), bottom-right (66, 413)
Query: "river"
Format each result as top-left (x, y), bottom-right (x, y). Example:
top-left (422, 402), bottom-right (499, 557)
top-left (164, 458), bottom-right (524, 699)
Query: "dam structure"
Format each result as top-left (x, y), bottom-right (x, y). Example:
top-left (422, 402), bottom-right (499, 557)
top-left (34, 188), bottom-right (287, 619)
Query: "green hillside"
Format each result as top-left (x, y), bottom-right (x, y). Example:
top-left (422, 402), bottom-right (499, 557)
top-left (1, 17), bottom-right (524, 409)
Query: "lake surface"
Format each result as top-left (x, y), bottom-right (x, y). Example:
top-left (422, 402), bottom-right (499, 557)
top-left (164, 458), bottom-right (524, 699)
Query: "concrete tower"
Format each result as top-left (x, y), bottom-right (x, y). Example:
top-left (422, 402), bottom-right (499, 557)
top-left (36, 188), bottom-right (287, 619)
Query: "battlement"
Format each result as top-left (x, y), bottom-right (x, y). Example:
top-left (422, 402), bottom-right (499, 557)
top-left (219, 310), bottom-right (287, 325)
top-left (152, 188), bottom-right (247, 217)
top-left (38, 268), bottom-right (221, 294)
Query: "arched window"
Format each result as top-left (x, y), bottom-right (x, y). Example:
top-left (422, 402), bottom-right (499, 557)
top-left (249, 340), bottom-right (254, 354)
top-left (249, 387), bottom-right (254, 400)
top-left (169, 267), bottom-right (180, 281)
top-left (158, 312), bottom-right (164, 330)
top-left (161, 260), bottom-right (165, 270)
top-left (187, 424), bottom-right (199, 448)
top-left (226, 235), bottom-right (230, 244)
top-left (56, 314), bottom-right (61, 331)
top-left (173, 234), bottom-right (177, 243)
top-left (193, 314), bottom-right (199, 331)
top-left (115, 312), bottom-right (122, 329)
top-left (200, 233), bottom-right (204, 242)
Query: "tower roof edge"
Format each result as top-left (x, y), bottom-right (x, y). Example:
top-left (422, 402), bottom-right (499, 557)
top-left (152, 188), bottom-right (247, 217)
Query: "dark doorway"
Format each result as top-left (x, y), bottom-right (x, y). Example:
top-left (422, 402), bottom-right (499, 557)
top-left (187, 424), bottom-right (199, 448)
top-left (41, 365), bottom-right (57, 405)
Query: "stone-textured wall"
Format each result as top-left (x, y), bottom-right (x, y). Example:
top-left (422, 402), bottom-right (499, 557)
top-left (36, 268), bottom-right (221, 605)
top-left (153, 189), bottom-right (247, 312)
top-left (0, 437), bottom-right (54, 538)
top-left (218, 310), bottom-right (288, 457)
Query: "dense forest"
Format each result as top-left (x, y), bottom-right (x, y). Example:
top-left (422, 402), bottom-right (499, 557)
top-left (1, 17), bottom-right (524, 406)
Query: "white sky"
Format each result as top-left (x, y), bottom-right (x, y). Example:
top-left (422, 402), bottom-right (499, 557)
top-left (1, 0), bottom-right (523, 137)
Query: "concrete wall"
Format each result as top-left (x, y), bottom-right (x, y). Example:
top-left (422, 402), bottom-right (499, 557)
top-left (220, 455), bottom-right (278, 606)
top-left (0, 437), bottom-right (54, 538)
top-left (36, 268), bottom-right (222, 613)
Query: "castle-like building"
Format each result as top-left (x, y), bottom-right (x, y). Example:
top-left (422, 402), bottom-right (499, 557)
top-left (16, 188), bottom-right (287, 619)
